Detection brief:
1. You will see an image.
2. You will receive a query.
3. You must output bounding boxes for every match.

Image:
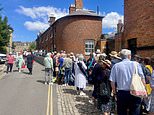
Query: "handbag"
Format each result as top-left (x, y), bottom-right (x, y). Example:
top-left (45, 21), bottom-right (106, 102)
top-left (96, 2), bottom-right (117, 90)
top-left (130, 62), bottom-right (147, 98)
top-left (22, 64), bottom-right (26, 68)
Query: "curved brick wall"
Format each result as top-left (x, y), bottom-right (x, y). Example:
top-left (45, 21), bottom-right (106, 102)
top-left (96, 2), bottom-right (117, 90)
top-left (54, 16), bottom-right (102, 55)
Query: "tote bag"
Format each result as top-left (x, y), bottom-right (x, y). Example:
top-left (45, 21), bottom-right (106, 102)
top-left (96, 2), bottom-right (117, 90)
top-left (130, 62), bottom-right (147, 98)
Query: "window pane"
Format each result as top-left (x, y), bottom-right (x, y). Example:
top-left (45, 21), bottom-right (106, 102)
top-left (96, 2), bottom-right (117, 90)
top-left (85, 40), bottom-right (94, 55)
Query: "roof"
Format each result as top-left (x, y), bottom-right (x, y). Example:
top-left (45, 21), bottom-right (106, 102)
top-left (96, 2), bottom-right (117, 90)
top-left (67, 9), bottom-right (104, 18)
top-left (36, 9), bottom-right (103, 39)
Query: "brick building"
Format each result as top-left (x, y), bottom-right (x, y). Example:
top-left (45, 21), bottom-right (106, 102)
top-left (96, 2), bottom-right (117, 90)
top-left (36, 0), bottom-right (103, 56)
top-left (115, 0), bottom-right (154, 57)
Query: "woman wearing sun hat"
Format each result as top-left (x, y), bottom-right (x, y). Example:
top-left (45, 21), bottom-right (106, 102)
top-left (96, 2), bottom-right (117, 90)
top-left (109, 51), bottom-right (122, 67)
top-left (92, 55), bottom-right (112, 114)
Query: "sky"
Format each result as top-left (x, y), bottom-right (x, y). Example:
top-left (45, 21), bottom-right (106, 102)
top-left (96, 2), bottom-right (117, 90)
top-left (0, 0), bottom-right (124, 42)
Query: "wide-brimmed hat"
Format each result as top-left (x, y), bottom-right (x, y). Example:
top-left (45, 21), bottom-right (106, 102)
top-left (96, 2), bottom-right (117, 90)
top-left (101, 53), bottom-right (107, 57)
top-left (109, 51), bottom-right (121, 59)
top-left (96, 49), bottom-right (101, 54)
top-left (102, 59), bottom-right (111, 67)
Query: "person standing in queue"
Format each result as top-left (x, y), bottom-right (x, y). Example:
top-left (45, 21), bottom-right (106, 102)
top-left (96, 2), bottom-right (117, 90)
top-left (44, 53), bottom-right (54, 85)
top-left (26, 51), bottom-right (34, 75)
top-left (110, 49), bottom-right (145, 115)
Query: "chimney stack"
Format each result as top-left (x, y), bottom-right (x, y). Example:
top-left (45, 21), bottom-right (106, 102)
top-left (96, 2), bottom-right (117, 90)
top-left (48, 15), bottom-right (55, 26)
top-left (69, 4), bottom-right (76, 14)
top-left (117, 19), bottom-right (123, 33)
top-left (75, 0), bottom-right (83, 10)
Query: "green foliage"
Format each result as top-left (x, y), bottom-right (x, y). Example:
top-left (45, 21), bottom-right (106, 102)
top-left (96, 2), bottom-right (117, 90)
top-left (0, 46), bottom-right (7, 54)
top-left (0, 14), bottom-right (13, 53)
top-left (29, 42), bottom-right (36, 51)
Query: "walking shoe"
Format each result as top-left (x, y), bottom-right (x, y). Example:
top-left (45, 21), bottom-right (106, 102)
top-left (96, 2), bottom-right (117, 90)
top-left (80, 91), bottom-right (86, 96)
top-left (49, 82), bottom-right (53, 85)
top-left (76, 90), bottom-right (80, 95)
top-left (88, 99), bottom-right (94, 104)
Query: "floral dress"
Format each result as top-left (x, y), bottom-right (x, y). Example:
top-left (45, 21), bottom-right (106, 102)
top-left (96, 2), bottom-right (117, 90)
top-left (92, 63), bottom-right (112, 113)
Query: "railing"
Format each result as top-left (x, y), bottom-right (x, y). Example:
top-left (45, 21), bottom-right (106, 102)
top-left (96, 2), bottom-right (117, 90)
top-left (33, 55), bottom-right (44, 66)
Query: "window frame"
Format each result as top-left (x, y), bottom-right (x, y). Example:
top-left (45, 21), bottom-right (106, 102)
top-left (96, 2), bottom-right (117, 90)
top-left (85, 39), bottom-right (95, 55)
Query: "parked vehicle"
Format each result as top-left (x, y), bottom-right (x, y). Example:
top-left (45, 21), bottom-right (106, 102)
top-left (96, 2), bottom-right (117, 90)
top-left (0, 53), bottom-right (7, 63)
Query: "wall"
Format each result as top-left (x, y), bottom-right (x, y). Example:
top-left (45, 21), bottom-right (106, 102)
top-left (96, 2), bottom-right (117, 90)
top-left (54, 16), bottom-right (102, 55)
top-left (124, 0), bottom-right (154, 57)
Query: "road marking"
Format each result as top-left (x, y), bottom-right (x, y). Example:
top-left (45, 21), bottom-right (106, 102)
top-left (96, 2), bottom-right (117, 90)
top-left (46, 85), bottom-right (50, 115)
top-left (50, 84), bottom-right (53, 115)
top-left (46, 84), bottom-right (53, 115)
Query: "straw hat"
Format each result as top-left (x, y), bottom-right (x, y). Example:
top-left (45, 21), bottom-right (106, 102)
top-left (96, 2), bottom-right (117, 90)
top-left (96, 49), bottom-right (101, 54)
top-left (109, 51), bottom-right (120, 59)
top-left (102, 59), bottom-right (111, 67)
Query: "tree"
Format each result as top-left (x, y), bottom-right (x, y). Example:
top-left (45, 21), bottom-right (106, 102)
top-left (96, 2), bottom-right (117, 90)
top-left (0, 7), bottom-right (13, 53)
top-left (29, 42), bottom-right (36, 51)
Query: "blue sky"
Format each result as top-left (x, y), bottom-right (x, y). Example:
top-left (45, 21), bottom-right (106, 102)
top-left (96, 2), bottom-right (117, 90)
top-left (0, 0), bottom-right (124, 42)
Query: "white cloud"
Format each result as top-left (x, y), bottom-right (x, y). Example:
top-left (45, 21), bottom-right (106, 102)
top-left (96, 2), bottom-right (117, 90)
top-left (24, 21), bottom-right (49, 31)
top-left (103, 12), bottom-right (124, 29)
top-left (16, 6), bottom-right (69, 31)
top-left (16, 6), bottom-right (123, 32)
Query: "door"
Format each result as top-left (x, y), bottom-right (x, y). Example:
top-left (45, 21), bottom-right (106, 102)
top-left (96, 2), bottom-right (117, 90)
top-left (128, 38), bottom-right (137, 56)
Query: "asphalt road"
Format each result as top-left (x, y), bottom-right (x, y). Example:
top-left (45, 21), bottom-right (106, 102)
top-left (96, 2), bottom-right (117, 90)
top-left (0, 62), bottom-right (48, 115)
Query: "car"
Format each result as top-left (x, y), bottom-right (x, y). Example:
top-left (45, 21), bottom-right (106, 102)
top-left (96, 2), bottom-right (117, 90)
top-left (0, 53), bottom-right (7, 63)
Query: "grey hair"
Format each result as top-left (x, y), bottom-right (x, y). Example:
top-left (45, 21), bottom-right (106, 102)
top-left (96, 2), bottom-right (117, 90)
top-left (120, 49), bottom-right (131, 59)
top-left (78, 54), bottom-right (84, 61)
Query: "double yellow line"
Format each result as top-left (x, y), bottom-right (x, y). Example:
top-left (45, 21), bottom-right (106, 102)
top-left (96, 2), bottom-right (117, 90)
top-left (46, 84), bottom-right (53, 115)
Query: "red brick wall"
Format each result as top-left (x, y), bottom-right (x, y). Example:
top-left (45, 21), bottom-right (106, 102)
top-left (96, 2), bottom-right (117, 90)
top-left (54, 16), bottom-right (102, 55)
top-left (138, 50), bottom-right (154, 58)
top-left (124, 0), bottom-right (154, 57)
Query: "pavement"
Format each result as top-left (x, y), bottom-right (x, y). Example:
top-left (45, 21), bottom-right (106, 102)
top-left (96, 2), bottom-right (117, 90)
top-left (56, 84), bottom-right (102, 115)
top-left (0, 64), bottom-right (6, 78)
top-left (0, 61), bottom-right (102, 115)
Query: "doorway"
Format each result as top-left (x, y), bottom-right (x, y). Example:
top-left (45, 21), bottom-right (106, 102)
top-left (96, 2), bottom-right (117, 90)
top-left (128, 38), bottom-right (137, 56)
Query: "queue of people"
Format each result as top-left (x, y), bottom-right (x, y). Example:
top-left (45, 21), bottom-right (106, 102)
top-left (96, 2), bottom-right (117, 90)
top-left (43, 49), bottom-right (154, 115)
top-left (5, 49), bottom-right (154, 115)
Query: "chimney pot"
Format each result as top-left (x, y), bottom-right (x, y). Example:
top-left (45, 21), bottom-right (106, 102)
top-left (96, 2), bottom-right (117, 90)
top-left (75, 0), bottom-right (83, 10)
top-left (69, 4), bottom-right (75, 14)
top-left (48, 16), bottom-right (55, 26)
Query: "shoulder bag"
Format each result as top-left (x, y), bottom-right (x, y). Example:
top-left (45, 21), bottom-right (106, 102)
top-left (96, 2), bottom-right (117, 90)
top-left (130, 62), bottom-right (147, 98)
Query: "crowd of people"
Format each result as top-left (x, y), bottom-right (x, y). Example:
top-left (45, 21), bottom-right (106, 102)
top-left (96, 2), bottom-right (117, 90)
top-left (5, 49), bottom-right (154, 115)
top-left (43, 49), bottom-right (154, 115)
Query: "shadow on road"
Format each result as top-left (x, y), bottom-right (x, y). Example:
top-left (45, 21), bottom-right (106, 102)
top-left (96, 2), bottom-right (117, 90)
top-left (62, 88), bottom-right (77, 95)
top-left (37, 80), bottom-right (45, 84)
top-left (22, 71), bottom-right (30, 75)
top-left (62, 86), bottom-right (101, 115)
top-left (13, 70), bottom-right (19, 72)
top-left (75, 96), bottom-right (101, 115)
